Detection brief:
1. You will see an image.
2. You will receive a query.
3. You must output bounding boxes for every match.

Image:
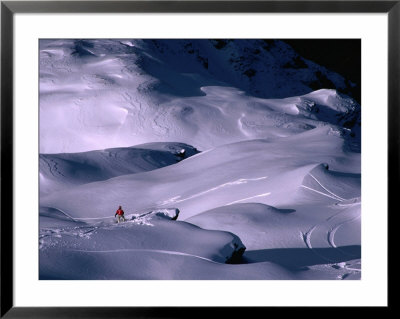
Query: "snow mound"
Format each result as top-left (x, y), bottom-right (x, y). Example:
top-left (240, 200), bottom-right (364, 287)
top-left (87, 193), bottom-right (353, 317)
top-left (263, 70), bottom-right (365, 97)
top-left (40, 214), bottom-right (247, 279)
top-left (39, 39), bottom-right (361, 280)
top-left (40, 126), bottom-right (360, 221)
top-left (40, 142), bottom-right (198, 195)
top-left (40, 39), bottom-right (359, 153)
top-left (187, 203), bottom-right (296, 250)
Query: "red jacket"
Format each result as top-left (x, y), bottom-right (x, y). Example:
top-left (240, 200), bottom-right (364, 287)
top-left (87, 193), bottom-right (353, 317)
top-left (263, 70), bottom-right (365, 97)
top-left (116, 209), bottom-right (124, 216)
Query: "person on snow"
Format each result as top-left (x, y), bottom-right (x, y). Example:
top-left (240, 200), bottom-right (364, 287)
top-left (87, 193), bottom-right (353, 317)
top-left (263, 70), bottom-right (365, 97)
top-left (115, 205), bottom-right (126, 223)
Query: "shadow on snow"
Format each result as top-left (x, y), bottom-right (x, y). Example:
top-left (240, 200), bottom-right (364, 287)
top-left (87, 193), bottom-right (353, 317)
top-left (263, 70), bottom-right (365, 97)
top-left (241, 245), bottom-right (361, 269)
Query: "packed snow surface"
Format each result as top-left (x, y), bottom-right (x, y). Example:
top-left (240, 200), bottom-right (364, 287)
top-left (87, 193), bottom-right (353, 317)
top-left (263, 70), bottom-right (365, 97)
top-left (40, 39), bottom-right (361, 280)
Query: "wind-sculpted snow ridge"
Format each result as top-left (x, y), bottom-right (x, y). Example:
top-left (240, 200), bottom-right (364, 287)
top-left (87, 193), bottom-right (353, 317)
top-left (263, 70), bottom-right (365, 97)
top-left (40, 209), bottom-right (251, 279)
top-left (40, 125), bottom-right (360, 221)
top-left (40, 206), bottom-right (354, 280)
top-left (40, 39), bottom-right (360, 153)
top-left (40, 142), bottom-right (198, 195)
top-left (40, 39), bottom-right (355, 99)
top-left (187, 203), bottom-right (298, 250)
top-left (39, 126), bottom-right (360, 279)
top-left (39, 40), bottom-right (361, 280)
top-left (185, 164), bottom-right (360, 277)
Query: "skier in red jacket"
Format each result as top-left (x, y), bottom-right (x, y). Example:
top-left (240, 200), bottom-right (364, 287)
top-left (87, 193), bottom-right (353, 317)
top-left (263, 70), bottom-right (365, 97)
top-left (115, 205), bottom-right (126, 223)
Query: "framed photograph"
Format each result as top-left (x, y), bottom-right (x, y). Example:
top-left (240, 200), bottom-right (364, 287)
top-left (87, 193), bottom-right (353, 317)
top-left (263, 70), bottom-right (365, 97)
top-left (1, 0), bottom-right (394, 316)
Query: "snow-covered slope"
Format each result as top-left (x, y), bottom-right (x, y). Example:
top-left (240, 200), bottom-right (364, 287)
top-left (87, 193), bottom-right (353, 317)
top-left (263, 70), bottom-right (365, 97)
top-left (40, 39), bottom-right (359, 153)
top-left (40, 142), bottom-right (198, 195)
top-left (40, 211), bottom-right (247, 278)
top-left (40, 126), bottom-right (360, 220)
top-left (39, 39), bottom-right (361, 280)
top-left (40, 125), bottom-right (361, 279)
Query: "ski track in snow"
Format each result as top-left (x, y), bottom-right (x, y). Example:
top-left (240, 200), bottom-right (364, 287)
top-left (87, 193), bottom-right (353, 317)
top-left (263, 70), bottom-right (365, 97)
top-left (39, 40), bottom-right (362, 280)
top-left (40, 226), bottom-right (97, 248)
top-left (300, 185), bottom-right (341, 201)
top-left (48, 207), bottom-right (78, 221)
top-left (327, 213), bottom-right (361, 249)
top-left (40, 221), bottom-right (156, 249)
top-left (303, 207), bottom-right (360, 249)
top-left (301, 204), bottom-right (361, 264)
top-left (51, 206), bottom-right (153, 222)
top-left (300, 172), bottom-right (349, 202)
top-left (299, 172), bottom-right (360, 263)
top-left (336, 200), bottom-right (360, 207)
top-left (159, 176), bottom-right (268, 205)
top-left (69, 248), bottom-right (222, 264)
top-left (308, 173), bottom-right (346, 201)
top-left (40, 212), bottom-right (164, 247)
top-left (225, 192), bottom-right (272, 205)
top-left (302, 225), bottom-right (316, 250)
top-left (300, 225), bottom-right (339, 265)
top-left (51, 207), bottom-right (114, 221)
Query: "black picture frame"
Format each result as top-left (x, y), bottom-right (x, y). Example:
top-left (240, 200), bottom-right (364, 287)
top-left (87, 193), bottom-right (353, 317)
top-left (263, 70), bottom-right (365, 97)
top-left (1, 0), bottom-right (395, 317)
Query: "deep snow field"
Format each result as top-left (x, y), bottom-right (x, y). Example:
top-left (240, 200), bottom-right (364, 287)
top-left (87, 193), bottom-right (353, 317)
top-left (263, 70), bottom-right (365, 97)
top-left (39, 39), bottom-right (361, 280)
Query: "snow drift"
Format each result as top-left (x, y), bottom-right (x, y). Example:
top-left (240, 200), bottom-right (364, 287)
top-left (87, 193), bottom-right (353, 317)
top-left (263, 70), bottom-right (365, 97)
top-left (39, 39), bottom-right (361, 280)
top-left (40, 142), bottom-right (198, 195)
top-left (40, 39), bottom-right (359, 153)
